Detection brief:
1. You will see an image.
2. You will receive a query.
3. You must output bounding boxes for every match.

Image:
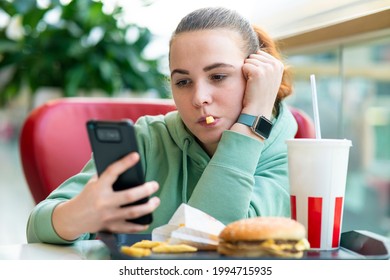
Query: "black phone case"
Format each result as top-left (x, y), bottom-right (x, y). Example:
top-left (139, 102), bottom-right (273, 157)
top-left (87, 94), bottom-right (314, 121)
top-left (86, 119), bottom-right (152, 225)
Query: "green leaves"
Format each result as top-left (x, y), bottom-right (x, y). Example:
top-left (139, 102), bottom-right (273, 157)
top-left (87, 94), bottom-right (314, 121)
top-left (0, 0), bottom-right (169, 107)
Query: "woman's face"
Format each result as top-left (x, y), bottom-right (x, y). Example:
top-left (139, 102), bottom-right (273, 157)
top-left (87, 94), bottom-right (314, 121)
top-left (169, 29), bottom-right (246, 155)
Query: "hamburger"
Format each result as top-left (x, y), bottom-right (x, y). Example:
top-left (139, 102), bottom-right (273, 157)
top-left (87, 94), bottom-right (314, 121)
top-left (217, 217), bottom-right (310, 258)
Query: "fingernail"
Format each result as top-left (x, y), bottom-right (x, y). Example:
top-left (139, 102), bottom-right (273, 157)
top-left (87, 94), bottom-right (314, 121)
top-left (153, 197), bottom-right (161, 206)
top-left (151, 181), bottom-right (159, 190)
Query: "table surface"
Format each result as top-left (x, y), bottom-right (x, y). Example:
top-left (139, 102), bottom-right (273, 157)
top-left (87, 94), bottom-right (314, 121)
top-left (0, 240), bottom-right (111, 260)
top-left (0, 230), bottom-right (389, 260)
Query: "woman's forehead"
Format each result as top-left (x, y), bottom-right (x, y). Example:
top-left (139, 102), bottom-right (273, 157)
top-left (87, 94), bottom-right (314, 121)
top-left (169, 29), bottom-right (246, 63)
top-left (171, 28), bottom-right (242, 46)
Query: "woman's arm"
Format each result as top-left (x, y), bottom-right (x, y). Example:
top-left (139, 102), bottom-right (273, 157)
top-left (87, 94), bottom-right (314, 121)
top-left (188, 103), bottom-right (296, 225)
top-left (27, 153), bottom-right (160, 244)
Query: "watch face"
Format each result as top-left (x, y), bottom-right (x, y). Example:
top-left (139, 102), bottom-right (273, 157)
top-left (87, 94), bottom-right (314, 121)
top-left (255, 116), bottom-right (272, 138)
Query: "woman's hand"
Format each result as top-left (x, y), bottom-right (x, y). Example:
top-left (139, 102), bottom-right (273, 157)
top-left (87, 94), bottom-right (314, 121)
top-left (241, 50), bottom-right (284, 119)
top-left (52, 152), bottom-right (160, 241)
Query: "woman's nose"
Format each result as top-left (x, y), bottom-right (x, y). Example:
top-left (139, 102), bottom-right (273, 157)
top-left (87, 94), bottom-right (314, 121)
top-left (192, 82), bottom-right (212, 107)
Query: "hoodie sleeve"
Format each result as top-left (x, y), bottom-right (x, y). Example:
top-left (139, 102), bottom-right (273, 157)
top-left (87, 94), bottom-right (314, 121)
top-left (188, 103), bottom-right (297, 225)
top-left (26, 159), bottom-right (97, 244)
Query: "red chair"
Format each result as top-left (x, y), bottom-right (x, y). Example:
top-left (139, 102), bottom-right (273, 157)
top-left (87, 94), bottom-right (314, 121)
top-left (19, 97), bottom-right (176, 204)
top-left (289, 107), bottom-right (316, 139)
top-left (20, 98), bottom-right (314, 204)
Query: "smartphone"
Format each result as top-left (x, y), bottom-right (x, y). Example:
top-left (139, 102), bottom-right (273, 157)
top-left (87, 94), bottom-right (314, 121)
top-left (86, 119), bottom-right (152, 225)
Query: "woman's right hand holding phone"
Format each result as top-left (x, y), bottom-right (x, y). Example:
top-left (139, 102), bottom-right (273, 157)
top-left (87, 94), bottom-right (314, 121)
top-left (52, 152), bottom-right (160, 241)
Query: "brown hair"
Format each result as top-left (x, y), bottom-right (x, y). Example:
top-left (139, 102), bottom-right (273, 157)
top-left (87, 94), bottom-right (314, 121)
top-left (170, 7), bottom-right (293, 111)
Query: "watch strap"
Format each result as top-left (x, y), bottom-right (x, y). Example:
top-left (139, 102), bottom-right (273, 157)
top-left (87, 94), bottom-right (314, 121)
top-left (237, 113), bottom-right (256, 127)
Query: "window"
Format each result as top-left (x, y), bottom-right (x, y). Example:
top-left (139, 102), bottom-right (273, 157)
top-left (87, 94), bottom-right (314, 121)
top-left (284, 34), bottom-right (390, 235)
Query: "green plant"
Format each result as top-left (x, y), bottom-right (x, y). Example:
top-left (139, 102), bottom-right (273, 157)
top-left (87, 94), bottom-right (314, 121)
top-left (0, 0), bottom-right (170, 107)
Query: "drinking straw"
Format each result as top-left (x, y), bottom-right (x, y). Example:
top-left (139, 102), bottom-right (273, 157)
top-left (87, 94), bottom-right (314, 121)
top-left (310, 74), bottom-right (322, 139)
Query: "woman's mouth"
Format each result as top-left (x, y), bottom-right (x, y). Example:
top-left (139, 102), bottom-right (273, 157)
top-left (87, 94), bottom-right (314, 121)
top-left (198, 115), bottom-right (218, 126)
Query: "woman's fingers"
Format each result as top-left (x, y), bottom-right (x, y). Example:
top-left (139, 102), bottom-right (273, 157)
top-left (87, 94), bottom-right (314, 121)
top-left (104, 221), bottom-right (149, 234)
top-left (121, 196), bottom-right (160, 221)
top-left (98, 152), bottom-right (140, 187)
top-left (245, 52), bottom-right (284, 71)
top-left (82, 152), bottom-right (161, 232)
top-left (241, 49), bottom-right (284, 118)
top-left (101, 196), bottom-right (160, 233)
top-left (113, 181), bottom-right (159, 206)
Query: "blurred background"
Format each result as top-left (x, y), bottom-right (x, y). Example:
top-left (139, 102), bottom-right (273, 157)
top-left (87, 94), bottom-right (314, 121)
top-left (0, 0), bottom-right (389, 244)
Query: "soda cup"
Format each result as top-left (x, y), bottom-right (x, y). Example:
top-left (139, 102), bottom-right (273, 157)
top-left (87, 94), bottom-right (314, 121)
top-left (286, 139), bottom-right (352, 250)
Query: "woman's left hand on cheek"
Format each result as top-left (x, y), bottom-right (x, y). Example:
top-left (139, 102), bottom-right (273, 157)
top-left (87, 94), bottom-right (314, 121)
top-left (241, 50), bottom-right (284, 118)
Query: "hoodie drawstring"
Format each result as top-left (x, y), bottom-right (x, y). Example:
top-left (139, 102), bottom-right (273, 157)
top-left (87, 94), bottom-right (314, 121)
top-left (181, 139), bottom-right (190, 203)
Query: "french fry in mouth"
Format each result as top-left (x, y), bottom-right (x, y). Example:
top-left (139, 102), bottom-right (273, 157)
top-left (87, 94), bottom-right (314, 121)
top-left (206, 116), bottom-right (215, 124)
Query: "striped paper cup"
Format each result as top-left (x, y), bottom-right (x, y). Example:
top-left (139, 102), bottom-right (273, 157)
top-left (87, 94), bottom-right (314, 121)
top-left (286, 139), bottom-right (352, 250)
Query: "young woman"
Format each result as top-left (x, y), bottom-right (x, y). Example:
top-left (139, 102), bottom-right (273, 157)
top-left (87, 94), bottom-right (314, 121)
top-left (27, 7), bottom-right (297, 244)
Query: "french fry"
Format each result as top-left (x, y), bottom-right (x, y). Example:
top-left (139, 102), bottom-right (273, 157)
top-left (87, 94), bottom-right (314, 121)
top-left (152, 244), bottom-right (198, 254)
top-left (120, 246), bottom-right (151, 257)
top-left (206, 116), bottom-right (215, 124)
top-left (131, 240), bottom-right (166, 249)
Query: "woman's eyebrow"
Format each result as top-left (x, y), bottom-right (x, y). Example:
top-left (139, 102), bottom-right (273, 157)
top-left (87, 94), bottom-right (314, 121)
top-left (170, 63), bottom-right (235, 77)
top-left (203, 63), bottom-right (235, 72)
top-left (171, 69), bottom-right (189, 77)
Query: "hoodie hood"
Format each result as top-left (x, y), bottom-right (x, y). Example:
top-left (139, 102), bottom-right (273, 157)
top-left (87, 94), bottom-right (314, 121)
top-left (164, 111), bottom-right (210, 166)
top-left (163, 111), bottom-right (210, 202)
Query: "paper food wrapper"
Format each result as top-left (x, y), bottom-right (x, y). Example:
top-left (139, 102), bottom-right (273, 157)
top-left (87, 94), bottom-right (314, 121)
top-left (152, 204), bottom-right (226, 250)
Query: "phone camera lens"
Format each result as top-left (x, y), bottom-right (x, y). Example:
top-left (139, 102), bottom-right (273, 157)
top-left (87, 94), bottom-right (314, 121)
top-left (97, 128), bottom-right (121, 142)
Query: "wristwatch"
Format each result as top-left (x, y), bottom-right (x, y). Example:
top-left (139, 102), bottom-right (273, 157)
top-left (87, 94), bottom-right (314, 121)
top-left (237, 113), bottom-right (273, 139)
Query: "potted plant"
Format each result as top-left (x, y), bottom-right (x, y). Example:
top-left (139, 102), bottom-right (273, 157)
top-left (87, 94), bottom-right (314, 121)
top-left (0, 0), bottom-right (169, 108)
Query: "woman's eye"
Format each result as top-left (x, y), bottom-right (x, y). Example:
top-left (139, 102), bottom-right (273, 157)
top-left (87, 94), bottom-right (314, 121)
top-left (175, 79), bottom-right (191, 87)
top-left (211, 74), bottom-right (226, 81)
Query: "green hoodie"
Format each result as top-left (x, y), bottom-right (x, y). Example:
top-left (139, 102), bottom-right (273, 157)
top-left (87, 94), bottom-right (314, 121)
top-left (26, 101), bottom-right (297, 244)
